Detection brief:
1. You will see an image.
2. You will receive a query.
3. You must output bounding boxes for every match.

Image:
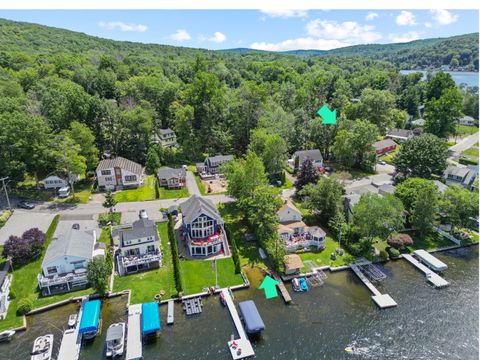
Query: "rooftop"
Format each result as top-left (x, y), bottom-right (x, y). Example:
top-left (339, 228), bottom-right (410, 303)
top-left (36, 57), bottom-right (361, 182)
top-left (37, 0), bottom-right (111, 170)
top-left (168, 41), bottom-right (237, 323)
top-left (284, 254), bottom-right (304, 271)
top-left (386, 128), bottom-right (413, 139)
top-left (180, 195), bottom-right (223, 224)
top-left (120, 218), bottom-right (159, 245)
top-left (157, 166), bottom-right (186, 179)
top-left (42, 229), bottom-right (95, 267)
top-left (96, 156), bottom-right (143, 176)
top-left (294, 149), bottom-right (323, 164)
top-left (373, 139), bottom-right (397, 150)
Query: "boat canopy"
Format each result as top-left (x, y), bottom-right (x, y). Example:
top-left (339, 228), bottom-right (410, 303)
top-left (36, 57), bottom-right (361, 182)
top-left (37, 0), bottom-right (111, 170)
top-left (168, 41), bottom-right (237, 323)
top-left (79, 300), bottom-right (101, 334)
top-left (414, 250), bottom-right (448, 271)
top-left (141, 302), bottom-right (160, 335)
top-left (106, 324), bottom-right (123, 341)
top-left (238, 300), bottom-right (265, 334)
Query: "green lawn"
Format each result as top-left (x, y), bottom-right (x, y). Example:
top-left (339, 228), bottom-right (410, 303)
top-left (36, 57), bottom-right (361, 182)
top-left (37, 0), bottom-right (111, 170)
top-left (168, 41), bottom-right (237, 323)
top-left (406, 232), bottom-right (456, 252)
top-left (180, 257), bottom-right (244, 295)
top-left (461, 146), bottom-right (479, 159)
top-left (456, 124), bottom-right (479, 136)
top-left (158, 186), bottom-right (189, 199)
top-left (194, 173), bottom-right (207, 195)
top-left (297, 235), bottom-right (355, 268)
top-left (112, 222), bottom-right (176, 304)
top-left (380, 145), bottom-right (401, 164)
top-left (114, 175), bottom-right (157, 202)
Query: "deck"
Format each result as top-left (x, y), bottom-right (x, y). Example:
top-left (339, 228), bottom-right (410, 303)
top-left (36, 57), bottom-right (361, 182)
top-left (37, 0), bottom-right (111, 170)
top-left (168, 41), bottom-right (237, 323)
top-left (271, 272), bottom-right (292, 303)
top-left (402, 254), bottom-right (450, 288)
top-left (350, 264), bottom-right (397, 308)
top-left (221, 289), bottom-right (255, 360)
top-left (167, 300), bottom-right (174, 325)
top-left (57, 300), bottom-right (84, 360)
top-left (126, 304), bottom-right (142, 360)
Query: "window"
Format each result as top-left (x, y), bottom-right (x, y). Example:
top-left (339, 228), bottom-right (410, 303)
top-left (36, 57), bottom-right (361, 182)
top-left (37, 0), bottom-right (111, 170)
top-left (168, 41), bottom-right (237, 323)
top-left (147, 245), bottom-right (155, 253)
top-left (124, 175), bottom-right (137, 182)
top-left (105, 176), bottom-right (113, 182)
top-left (191, 216), bottom-right (214, 238)
top-left (47, 266), bottom-right (57, 274)
top-left (71, 261), bottom-right (84, 270)
top-left (101, 170), bottom-right (111, 176)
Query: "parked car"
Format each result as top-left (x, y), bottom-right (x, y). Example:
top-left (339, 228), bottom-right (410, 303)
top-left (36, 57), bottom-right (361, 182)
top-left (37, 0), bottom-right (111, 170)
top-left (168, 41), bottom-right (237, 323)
top-left (58, 186), bottom-right (71, 198)
top-left (72, 223), bottom-right (80, 230)
top-left (139, 209), bottom-right (148, 219)
top-left (18, 200), bottom-right (35, 209)
top-left (378, 160), bottom-right (387, 165)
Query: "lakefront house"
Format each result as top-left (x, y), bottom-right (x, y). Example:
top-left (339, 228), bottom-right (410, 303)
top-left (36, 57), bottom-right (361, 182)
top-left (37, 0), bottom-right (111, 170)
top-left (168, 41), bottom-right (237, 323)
top-left (180, 195), bottom-right (230, 257)
top-left (96, 156), bottom-right (144, 191)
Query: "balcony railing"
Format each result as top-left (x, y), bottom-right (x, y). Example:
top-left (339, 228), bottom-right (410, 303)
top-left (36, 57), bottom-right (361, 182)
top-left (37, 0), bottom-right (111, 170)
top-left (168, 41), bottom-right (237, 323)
top-left (37, 271), bottom-right (88, 287)
top-left (187, 232), bottom-right (224, 247)
top-left (120, 252), bottom-right (162, 268)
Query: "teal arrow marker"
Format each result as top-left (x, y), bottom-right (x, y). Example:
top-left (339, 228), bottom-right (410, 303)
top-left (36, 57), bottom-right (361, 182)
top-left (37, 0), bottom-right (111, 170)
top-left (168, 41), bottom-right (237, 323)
top-left (259, 275), bottom-right (279, 299)
top-left (317, 105), bottom-right (337, 125)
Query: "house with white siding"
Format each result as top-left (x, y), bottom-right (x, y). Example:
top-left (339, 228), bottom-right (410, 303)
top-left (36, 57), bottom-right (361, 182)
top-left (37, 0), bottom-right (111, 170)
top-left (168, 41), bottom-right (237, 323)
top-left (0, 264), bottom-right (12, 320)
top-left (96, 157), bottom-right (144, 191)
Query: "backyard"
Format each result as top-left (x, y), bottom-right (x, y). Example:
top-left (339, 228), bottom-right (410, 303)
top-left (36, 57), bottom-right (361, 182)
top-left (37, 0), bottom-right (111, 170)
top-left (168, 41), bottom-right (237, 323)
top-left (112, 222), bottom-right (176, 304)
top-left (461, 143), bottom-right (479, 159)
top-left (456, 124), bottom-right (479, 136)
top-left (114, 175), bottom-right (157, 202)
top-left (158, 186), bottom-right (189, 199)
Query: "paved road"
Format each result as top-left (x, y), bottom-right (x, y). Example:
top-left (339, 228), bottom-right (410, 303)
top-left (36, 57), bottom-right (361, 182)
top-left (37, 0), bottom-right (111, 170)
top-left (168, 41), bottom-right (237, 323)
top-left (185, 171), bottom-right (201, 196)
top-left (450, 133), bottom-right (479, 154)
top-left (0, 210), bottom-right (55, 245)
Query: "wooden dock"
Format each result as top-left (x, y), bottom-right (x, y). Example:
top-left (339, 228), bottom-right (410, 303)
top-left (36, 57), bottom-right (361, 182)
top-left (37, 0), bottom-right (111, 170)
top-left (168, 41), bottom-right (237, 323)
top-left (350, 264), bottom-right (397, 309)
top-left (57, 300), bottom-right (84, 360)
top-left (167, 299), bottom-right (174, 325)
top-left (271, 272), bottom-right (292, 303)
top-left (183, 297), bottom-right (203, 315)
top-left (402, 254), bottom-right (450, 288)
top-left (221, 289), bottom-right (255, 360)
top-left (126, 304), bottom-right (142, 360)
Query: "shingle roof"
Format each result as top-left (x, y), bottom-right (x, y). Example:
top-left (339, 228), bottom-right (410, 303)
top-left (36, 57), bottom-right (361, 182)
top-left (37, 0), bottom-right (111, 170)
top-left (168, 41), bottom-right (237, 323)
top-left (373, 139), bottom-right (397, 150)
top-left (42, 229), bottom-right (95, 267)
top-left (387, 128), bottom-right (413, 139)
top-left (444, 165), bottom-right (469, 179)
top-left (96, 157), bottom-right (143, 176)
top-left (277, 200), bottom-right (301, 215)
top-left (284, 254), bottom-right (303, 270)
top-left (120, 218), bottom-right (159, 245)
top-left (158, 128), bottom-right (175, 136)
top-left (294, 149), bottom-right (323, 164)
top-left (180, 195), bottom-right (223, 225)
top-left (206, 155), bottom-right (233, 164)
top-left (157, 166), bottom-right (186, 180)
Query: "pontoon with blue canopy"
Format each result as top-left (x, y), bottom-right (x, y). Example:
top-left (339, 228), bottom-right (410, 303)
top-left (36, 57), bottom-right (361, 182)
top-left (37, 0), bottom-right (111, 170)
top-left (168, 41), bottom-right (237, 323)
top-left (238, 300), bottom-right (265, 334)
top-left (141, 302), bottom-right (160, 336)
top-left (79, 299), bottom-right (101, 337)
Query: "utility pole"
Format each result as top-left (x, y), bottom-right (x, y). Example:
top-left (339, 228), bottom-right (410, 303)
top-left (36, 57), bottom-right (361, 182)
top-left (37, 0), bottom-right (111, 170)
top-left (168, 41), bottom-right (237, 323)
top-left (0, 176), bottom-right (11, 210)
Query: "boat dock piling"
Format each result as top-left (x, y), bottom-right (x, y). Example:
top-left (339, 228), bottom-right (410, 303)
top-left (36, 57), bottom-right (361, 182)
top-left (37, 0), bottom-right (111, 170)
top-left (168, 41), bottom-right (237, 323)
top-left (221, 289), bottom-right (255, 360)
top-left (126, 304), bottom-right (142, 360)
top-left (350, 264), bottom-right (397, 309)
top-left (271, 271), bottom-right (292, 303)
top-left (183, 297), bottom-right (203, 315)
top-left (167, 300), bottom-right (174, 325)
top-left (57, 299), bottom-right (84, 360)
top-left (402, 254), bottom-right (450, 288)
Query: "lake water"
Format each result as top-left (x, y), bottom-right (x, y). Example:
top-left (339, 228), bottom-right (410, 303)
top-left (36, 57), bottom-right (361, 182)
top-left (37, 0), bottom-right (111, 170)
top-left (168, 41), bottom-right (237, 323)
top-left (1, 246), bottom-right (478, 360)
top-left (400, 70), bottom-right (479, 88)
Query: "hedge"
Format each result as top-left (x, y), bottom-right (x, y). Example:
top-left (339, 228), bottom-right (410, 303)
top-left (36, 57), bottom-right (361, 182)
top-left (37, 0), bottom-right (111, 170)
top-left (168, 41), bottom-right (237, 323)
top-left (459, 157), bottom-right (478, 165)
top-left (225, 226), bottom-right (241, 274)
top-left (168, 214), bottom-right (183, 294)
top-left (0, 210), bottom-right (12, 228)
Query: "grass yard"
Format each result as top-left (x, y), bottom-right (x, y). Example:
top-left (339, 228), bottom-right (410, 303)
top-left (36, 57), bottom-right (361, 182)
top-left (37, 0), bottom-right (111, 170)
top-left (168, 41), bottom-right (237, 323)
top-left (380, 145), bottom-right (401, 164)
top-left (456, 124), bottom-right (479, 136)
top-left (112, 222), bottom-right (177, 304)
top-left (461, 146), bottom-right (479, 159)
top-left (158, 186), bottom-right (189, 199)
top-left (194, 173), bottom-right (207, 195)
top-left (114, 175), bottom-right (157, 202)
top-left (406, 232), bottom-right (456, 252)
top-left (297, 235), bottom-right (355, 268)
top-left (179, 257), bottom-right (244, 295)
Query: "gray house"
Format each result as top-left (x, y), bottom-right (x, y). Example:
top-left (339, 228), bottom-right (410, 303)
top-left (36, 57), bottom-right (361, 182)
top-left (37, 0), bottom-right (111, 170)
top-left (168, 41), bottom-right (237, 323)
top-left (292, 149), bottom-right (323, 168)
top-left (157, 166), bottom-right (186, 189)
top-left (386, 128), bottom-right (414, 143)
top-left (196, 155), bottom-right (233, 177)
top-left (154, 128), bottom-right (178, 148)
top-left (443, 165), bottom-right (478, 191)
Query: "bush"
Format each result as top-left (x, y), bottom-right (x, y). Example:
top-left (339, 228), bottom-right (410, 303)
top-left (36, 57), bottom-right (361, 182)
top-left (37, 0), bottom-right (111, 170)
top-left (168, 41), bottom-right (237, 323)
top-left (2, 228), bottom-right (46, 266)
top-left (9, 288), bottom-right (16, 300)
top-left (17, 297), bottom-right (33, 315)
top-left (0, 210), bottom-right (12, 228)
top-left (387, 234), bottom-right (413, 249)
top-left (344, 238), bottom-right (371, 257)
top-left (98, 212), bottom-right (121, 226)
top-left (387, 247), bottom-right (401, 258)
top-left (168, 214), bottom-right (183, 294)
top-left (378, 250), bottom-right (389, 261)
top-left (459, 157), bottom-right (478, 165)
top-left (225, 226), bottom-right (241, 274)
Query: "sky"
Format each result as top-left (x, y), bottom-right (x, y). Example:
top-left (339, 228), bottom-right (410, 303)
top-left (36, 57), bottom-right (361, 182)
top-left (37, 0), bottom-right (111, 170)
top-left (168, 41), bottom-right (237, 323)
top-left (0, 9), bottom-right (478, 51)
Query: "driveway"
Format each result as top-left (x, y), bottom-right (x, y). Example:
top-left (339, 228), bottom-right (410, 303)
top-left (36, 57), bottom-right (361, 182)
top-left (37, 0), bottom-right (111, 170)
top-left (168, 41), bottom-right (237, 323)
top-left (185, 171), bottom-right (201, 196)
top-left (450, 133), bottom-right (478, 154)
top-left (0, 209), bottom-right (55, 245)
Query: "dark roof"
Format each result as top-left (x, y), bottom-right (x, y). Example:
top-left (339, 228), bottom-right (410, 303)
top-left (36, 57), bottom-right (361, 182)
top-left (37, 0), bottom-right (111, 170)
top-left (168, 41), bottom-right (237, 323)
top-left (157, 166), bottom-right (186, 180)
top-left (206, 155), bottom-right (233, 165)
top-left (42, 229), bottom-right (95, 267)
top-left (294, 149), bottom-right (323, 164)
top-left (120, 218), bottom-right (159, 245)
top-left (387, 128), bottom-right (413, 139)
top-left (180, 195), bottom-right (223, 225)
top-left (444, 165), bottom-right (469, 179)
top-left (373, 139), bottom-right (397, 150)
top-left (96, 157), bottom-right (143, 176)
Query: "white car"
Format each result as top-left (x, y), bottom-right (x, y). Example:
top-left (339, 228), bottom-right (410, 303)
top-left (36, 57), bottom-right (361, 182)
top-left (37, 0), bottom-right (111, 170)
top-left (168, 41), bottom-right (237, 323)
top-left (139, 209), bottom-right (148, 219)
top-left (378, 160), bottom-right (386, 165)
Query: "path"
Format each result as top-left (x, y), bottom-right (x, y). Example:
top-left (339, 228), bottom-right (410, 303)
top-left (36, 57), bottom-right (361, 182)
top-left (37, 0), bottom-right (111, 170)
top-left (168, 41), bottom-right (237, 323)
top-left (185, 170), bottom-right (201, 196)
top-left (450, 133), bottom-right (478, 154)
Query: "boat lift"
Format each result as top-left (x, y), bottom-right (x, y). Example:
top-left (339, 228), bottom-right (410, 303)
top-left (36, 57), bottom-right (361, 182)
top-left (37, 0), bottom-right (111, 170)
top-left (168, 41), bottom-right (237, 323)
top-left (359, 263), bottom-right (387, 281)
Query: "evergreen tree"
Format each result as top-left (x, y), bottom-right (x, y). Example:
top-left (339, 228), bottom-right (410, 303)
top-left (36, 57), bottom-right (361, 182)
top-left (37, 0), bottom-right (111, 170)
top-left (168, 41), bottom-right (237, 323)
top-left (145, 147), bottom-right (161, 174)
top-left (102, 189), bottom-right (117, 213)
top-left (295, 159), bottom-right (319, 193)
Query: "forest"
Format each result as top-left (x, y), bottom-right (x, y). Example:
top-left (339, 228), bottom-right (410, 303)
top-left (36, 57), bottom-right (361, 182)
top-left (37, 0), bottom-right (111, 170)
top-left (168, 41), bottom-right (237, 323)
top-left (0, 18), bottom-right (478, 186)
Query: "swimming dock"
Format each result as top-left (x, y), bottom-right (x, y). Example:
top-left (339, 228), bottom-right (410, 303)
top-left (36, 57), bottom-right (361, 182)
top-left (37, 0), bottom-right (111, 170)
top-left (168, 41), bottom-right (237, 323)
top-left (271, 271), bottom-right (292, 303)
top-left (183, 297), bottom-right (203, 315)
top-left (402, 254), bottom-right (450, 288)
top-left (167, 299), bottom-right (174, 325)
top-left (57, 301), bottom-right (84, 360)
top-left (221, 288), bottom-right (255, 360)
top-left (126, 304), bottom-right (142, 360)
top-left (350, 264), bottom-right (397, 309)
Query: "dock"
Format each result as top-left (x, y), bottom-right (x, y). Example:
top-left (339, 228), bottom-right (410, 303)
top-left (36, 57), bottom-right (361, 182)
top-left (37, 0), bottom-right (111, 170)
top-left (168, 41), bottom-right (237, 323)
top-left (183, 297), bottom-right (203, 315)
top-left (403, 254), bottom-right (450, 288)
top-left (167, 299), bottom-right (174, 325)
top-left (271, 271), bottom-right (292, 303)
top-left (221, 289), bottom-right (255, 360)
top-left (126, 304), bottom-right (142, 360)
top-left (350, 264), bottom-right (397, 309)
top-left (57, 301), bottom-right (84, 360)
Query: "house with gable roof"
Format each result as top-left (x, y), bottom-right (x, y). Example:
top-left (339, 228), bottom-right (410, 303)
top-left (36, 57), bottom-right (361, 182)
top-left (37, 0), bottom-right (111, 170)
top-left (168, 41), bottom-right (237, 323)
top-left (96, 156), bottom-right (144, 191)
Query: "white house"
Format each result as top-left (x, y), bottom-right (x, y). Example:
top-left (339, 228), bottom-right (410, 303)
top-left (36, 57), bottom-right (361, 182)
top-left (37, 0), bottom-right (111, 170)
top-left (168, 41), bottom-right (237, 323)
top-left (0, 265), bottom-right (12, 320)
top-left (42, 174), bottom-right (80, 189)
top-left (288, 149), bottom-right (324, 169)
top-left (154, 128), bottom-right (178, 148)
top-left (117, 217), bottom-right (162, 275)
top-left (96, 156), bottom-right (144, 191)
top-left (458, 115), bottom-right (476, 126)
top-left (38, 229), bottom-right (105, 296)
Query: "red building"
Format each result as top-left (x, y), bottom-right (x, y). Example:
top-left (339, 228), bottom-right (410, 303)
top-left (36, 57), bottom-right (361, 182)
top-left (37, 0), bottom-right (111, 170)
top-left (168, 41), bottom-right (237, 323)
top-left (373, 139), bottom-right (397, 155)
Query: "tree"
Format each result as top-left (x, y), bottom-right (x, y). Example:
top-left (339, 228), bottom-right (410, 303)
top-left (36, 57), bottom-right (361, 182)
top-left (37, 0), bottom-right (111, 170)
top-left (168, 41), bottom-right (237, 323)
top-left (353, 193), bottom-right (405, 242)
top-left (102, 189), bottom-right (117, 213)
top-left (87, 257), bottom-right (111, 296)
top-left (353, 88), bottom-right (399, 133)
top-left (410, 185), bottom-right (439, 235)
top-left (68, 121), bottom-right (99, 171)
top-left (394, 134), bottom-right (448, 179)
top-left (2, 228), bottom-right (46, 266)
top-left (295, 159), bottom-right (319, 192)
top-left (387, 234), bottom-right (413, 249)
top-left (441, 185), bottom-right (479, 230)
top-left (249, 128), bottom-right (287, 182)
top-left (299, 176), bottom-right (344, 222)
top-left (426, 71), bottom-right (456, 101)
top-left (145, 147), bottom-right (161, 174)
top-left (425, 88), bottom-right (463, 138)
top-left (394, 178), bottom-right (440, 214)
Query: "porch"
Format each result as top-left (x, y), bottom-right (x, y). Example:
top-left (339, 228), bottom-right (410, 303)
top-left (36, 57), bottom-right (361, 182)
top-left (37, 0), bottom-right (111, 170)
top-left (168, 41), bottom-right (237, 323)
top-left (37, 270), bottom-right (89, 296)
top-left (117, 251), bottom-right (162, 276)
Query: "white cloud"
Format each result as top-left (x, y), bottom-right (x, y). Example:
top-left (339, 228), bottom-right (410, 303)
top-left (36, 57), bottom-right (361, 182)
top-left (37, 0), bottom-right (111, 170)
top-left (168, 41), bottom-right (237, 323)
top-left (388, 31), bottom-right (420, 43)
top-left (98, 21), bottom-right (147, 32)
top-left (260, 9), bottom-right (308, 18)
top-left (430, 9), bottom-right (458, 25)
top-left (251, 37), bottom-right (348, 51)
top-left (424, 22), bottom-right (433, 28)
top-left (169, 29), bottom-right (191, 42)
top-left (396, 11), bottom-right (417, 26)
top-left (209, 32), bottom-right (227, 43)
top-left (306, 19), bottom-right (382, 43)
top-left (365, 12), bottom-right (379, 21)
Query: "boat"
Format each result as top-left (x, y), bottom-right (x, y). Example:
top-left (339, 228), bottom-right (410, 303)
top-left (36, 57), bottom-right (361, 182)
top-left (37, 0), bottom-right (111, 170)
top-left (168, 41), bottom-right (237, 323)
top-left (79, 299), bottom-right (102, 340)
top-left (68, 313), bottom-right (78, 328)
top-left (299, 277), bottom-right (309, 292)
top-left (238, 300), bottom-right (265, 335)
top-left (0, 330), bottom-right (15, 342)
top-left (292, 278), bottom-right (301, 292)
top-left (30, 334), bottom-right (54, 360)
top-left (105, 322), bottom-right (125, 358)
top-left (219, 291), bottom-right (227, 306)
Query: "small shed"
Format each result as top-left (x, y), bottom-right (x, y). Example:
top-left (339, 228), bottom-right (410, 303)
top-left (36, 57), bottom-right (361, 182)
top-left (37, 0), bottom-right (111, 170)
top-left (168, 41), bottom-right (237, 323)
top-left (284, 254), bottom-right (304, 276)
top-left (141, 302), bottom-right (160, 336)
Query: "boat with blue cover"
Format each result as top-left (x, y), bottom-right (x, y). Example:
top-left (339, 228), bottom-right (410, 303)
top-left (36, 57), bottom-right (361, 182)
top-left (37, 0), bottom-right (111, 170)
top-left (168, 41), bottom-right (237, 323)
top-left (299, 277), bottom-right (309, 292)
top-left (79, 299), bottom-right (101, 340)
top-left (141, 302), bottom-right (160, 337)
top-left (238, 300), bottom-right (265, 335)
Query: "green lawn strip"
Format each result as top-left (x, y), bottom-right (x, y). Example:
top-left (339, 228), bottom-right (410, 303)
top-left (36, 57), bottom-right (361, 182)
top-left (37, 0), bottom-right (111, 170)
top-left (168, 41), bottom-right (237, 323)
top-left (180, 257), bottom-right (244, 295)
top-left (112, 222), bottom-right (176, 304)
top-left (114, 175), bottom-right (157, 202)
top-left (0, 210), bottom-right (12, 229)
top-left (461, 146), bottom-right (479, 158)
top-left (296, 235), bottom-right (355, 268)
top-left (456, 124), bottom-right (479, 136)
top-left (0, 215), bottom-right (60, 331)
top-left (158, 186), bottom-right (189, 199)
top-left (194, 173), bottom-right (207, 195)
top-left (406, 232), bottom-right (453, 252)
